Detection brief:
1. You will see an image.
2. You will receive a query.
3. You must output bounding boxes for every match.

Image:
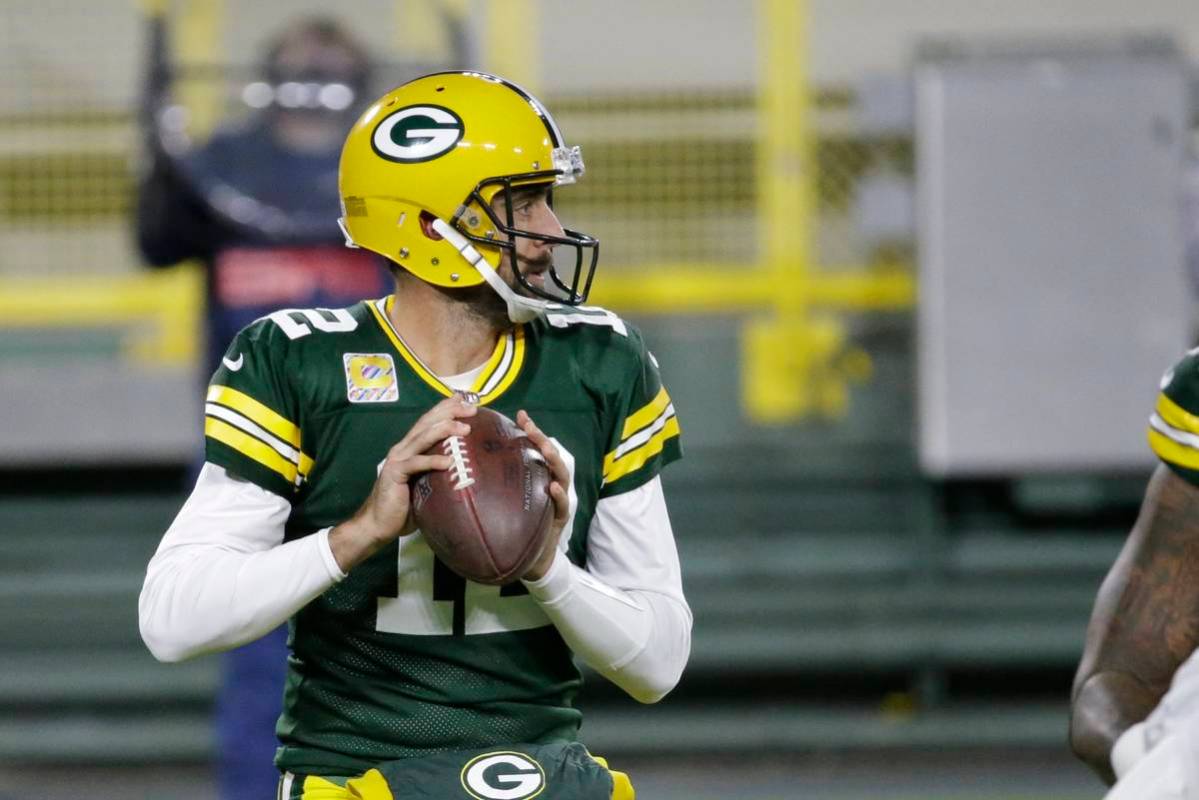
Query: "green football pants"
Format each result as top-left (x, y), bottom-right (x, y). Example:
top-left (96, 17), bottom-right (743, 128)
top-left (277, 741), bottom-right (633, 800)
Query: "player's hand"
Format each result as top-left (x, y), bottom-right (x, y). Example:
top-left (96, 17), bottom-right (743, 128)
top-left (516, 410), bottom-right (570, 581)
top-left (330, 395), bottom-right (477, 573)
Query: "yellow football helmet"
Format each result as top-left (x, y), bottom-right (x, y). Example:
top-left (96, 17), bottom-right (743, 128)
top-left (338, 71), bottom-right (598, 321)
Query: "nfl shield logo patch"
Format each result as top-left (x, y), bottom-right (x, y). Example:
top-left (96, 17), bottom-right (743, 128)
top-left (344, 353), bottom-right (398, 403)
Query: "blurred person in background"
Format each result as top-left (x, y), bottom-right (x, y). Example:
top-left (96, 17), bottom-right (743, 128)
top-left (137, 16), bottom-right (388, 374)
top-left (139, 70), bottom-right (689, 800)
top-left (1071, 347), bottom-right (1199, 797)
top-left (135, 17), bottom-right (387, 800)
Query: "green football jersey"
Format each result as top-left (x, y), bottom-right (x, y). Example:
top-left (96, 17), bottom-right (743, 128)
top-left (1150, 348), bottom-right (1199, 484)
top-left (203, 297), bottom-right (681, 776)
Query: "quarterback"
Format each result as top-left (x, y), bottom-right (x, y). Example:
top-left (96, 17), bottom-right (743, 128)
top-left (1072, 347), bottom-right (1199, 797)
top-left (139, 72), bottom-right (691, 800)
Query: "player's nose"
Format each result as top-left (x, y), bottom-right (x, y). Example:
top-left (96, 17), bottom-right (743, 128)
top-left (529, 200), bottom-right (565, 241)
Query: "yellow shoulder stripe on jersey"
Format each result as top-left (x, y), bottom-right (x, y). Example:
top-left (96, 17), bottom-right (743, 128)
top-left (620, 387), bottom-right (671, 441)
top-left (205, 417), bottom-right (312, 485)
top-left (368, 297), bottom-right (524, 405)
top-left (207, 385), bottom-right (300, 449)
top-left (1156, 393), bottom-right (1199, 437)
top-left (603, 415), bottom-right (680, 485)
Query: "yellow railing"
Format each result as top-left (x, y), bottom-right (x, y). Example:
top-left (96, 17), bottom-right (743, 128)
top-left (0, 264), bottom-right (203, 366)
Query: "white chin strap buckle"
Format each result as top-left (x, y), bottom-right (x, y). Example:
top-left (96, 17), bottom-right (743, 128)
top-left (430, 217), bottom-right (555, 323)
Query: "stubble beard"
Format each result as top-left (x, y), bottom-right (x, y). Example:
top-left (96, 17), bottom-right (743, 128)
top-left (443, 253), bottom-right (553, 330)
top-left (442, 281), bottom-right (511, 331)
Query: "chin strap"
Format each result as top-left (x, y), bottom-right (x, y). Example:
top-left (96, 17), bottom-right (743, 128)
top-left (430, 218), bottom-right (556, 324)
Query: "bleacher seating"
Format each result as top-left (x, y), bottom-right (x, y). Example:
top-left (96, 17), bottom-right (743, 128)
top-left (0, 449), bottom-right (1129, 762)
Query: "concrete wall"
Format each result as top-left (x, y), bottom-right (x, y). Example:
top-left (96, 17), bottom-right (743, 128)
top-left (536, 0), bottom-right (1199, 90)
top-left (6, 1), bottom-right (1199, 114)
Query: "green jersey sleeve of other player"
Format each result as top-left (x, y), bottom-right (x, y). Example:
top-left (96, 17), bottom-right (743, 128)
top-left (204, 312), bottom-right (313, 499)
top-left (1149, 349), bottom-right (1199, 485)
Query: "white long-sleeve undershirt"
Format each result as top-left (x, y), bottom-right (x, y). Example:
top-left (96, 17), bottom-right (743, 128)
top-left (521, 477), bottom-right (690, 703)
top-left (138, 464), bottom-right (344, 661)
top-left (139, 465), bottom-right (691, 703)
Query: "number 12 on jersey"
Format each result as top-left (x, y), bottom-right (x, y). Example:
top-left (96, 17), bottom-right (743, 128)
top-left (375, 532), bottom-right (549, 636)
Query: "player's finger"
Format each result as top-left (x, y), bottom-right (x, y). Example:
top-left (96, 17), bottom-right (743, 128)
top-left (394, 400), bottom-right (474, 450)
top-left (393, 418), bottom-right (470, 460)
top-left (518, 409), bottom-right (552, 449)
top-left (548, 481), bottom-right (570, 524)
top-left (391, 453), bottom-right (453, 481)
top-left (405, 395), bottom-right (477, 442)
top-left (519, 411), bottom-right (569, 483)
top-left (533, 433), bottom-right (568, 482)
top-left (380, 452), bottom-right (452, 482)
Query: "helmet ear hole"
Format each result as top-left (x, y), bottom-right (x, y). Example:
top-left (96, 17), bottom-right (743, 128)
top-left (418, 211), bottom-right (444, 241)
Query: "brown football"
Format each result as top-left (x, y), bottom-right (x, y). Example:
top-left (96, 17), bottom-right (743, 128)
top-left (410, 406), bottom-right (555, 585)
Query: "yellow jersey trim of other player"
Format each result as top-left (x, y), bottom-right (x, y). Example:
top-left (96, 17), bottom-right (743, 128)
top-left (1156, 392), bottom-right (1199, 437)
top-left (1148, 392), bottom-right (1199, 471)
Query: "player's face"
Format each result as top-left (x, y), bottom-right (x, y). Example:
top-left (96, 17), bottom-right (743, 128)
top-left (490, 185), bottom-right (565, 298)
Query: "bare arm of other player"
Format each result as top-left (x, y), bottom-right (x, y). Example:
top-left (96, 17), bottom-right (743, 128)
top-left (1070, 464), bottom-right (1199, 784)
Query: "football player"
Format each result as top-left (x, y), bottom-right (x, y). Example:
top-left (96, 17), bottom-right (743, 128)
top-left (1071, 348), bottom-right (1199, 796)
top-left (139, 71), bottom-right (691, 800)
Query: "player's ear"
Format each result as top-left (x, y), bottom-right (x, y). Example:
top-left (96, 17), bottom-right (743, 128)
top-left (418, 211), bottom-right (444, 241)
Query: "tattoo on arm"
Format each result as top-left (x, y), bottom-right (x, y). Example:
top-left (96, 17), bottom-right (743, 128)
top-left (1107, 467), bottom-right (1199, 676)
top-left (1070, 465), bottom-right (1199, 783)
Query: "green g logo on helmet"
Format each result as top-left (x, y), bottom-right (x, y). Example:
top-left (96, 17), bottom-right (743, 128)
top-left (371, 105), bottom-right (464, 163)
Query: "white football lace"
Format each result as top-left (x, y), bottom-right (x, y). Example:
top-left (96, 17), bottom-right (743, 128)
top-left (442, 436), bottom-right (475, 490)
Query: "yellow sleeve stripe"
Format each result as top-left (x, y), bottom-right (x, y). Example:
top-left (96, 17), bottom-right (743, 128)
top-left (603, 415), bottom-right (680, 485)
top-left (1156, 393), bottom-right (1199, 437)
top-left (620, 387), bottom-right (671, 441)
top-left (206, 385), bottom-right (300, 449)
top-left (205, 417), bottom-right (309, 485)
